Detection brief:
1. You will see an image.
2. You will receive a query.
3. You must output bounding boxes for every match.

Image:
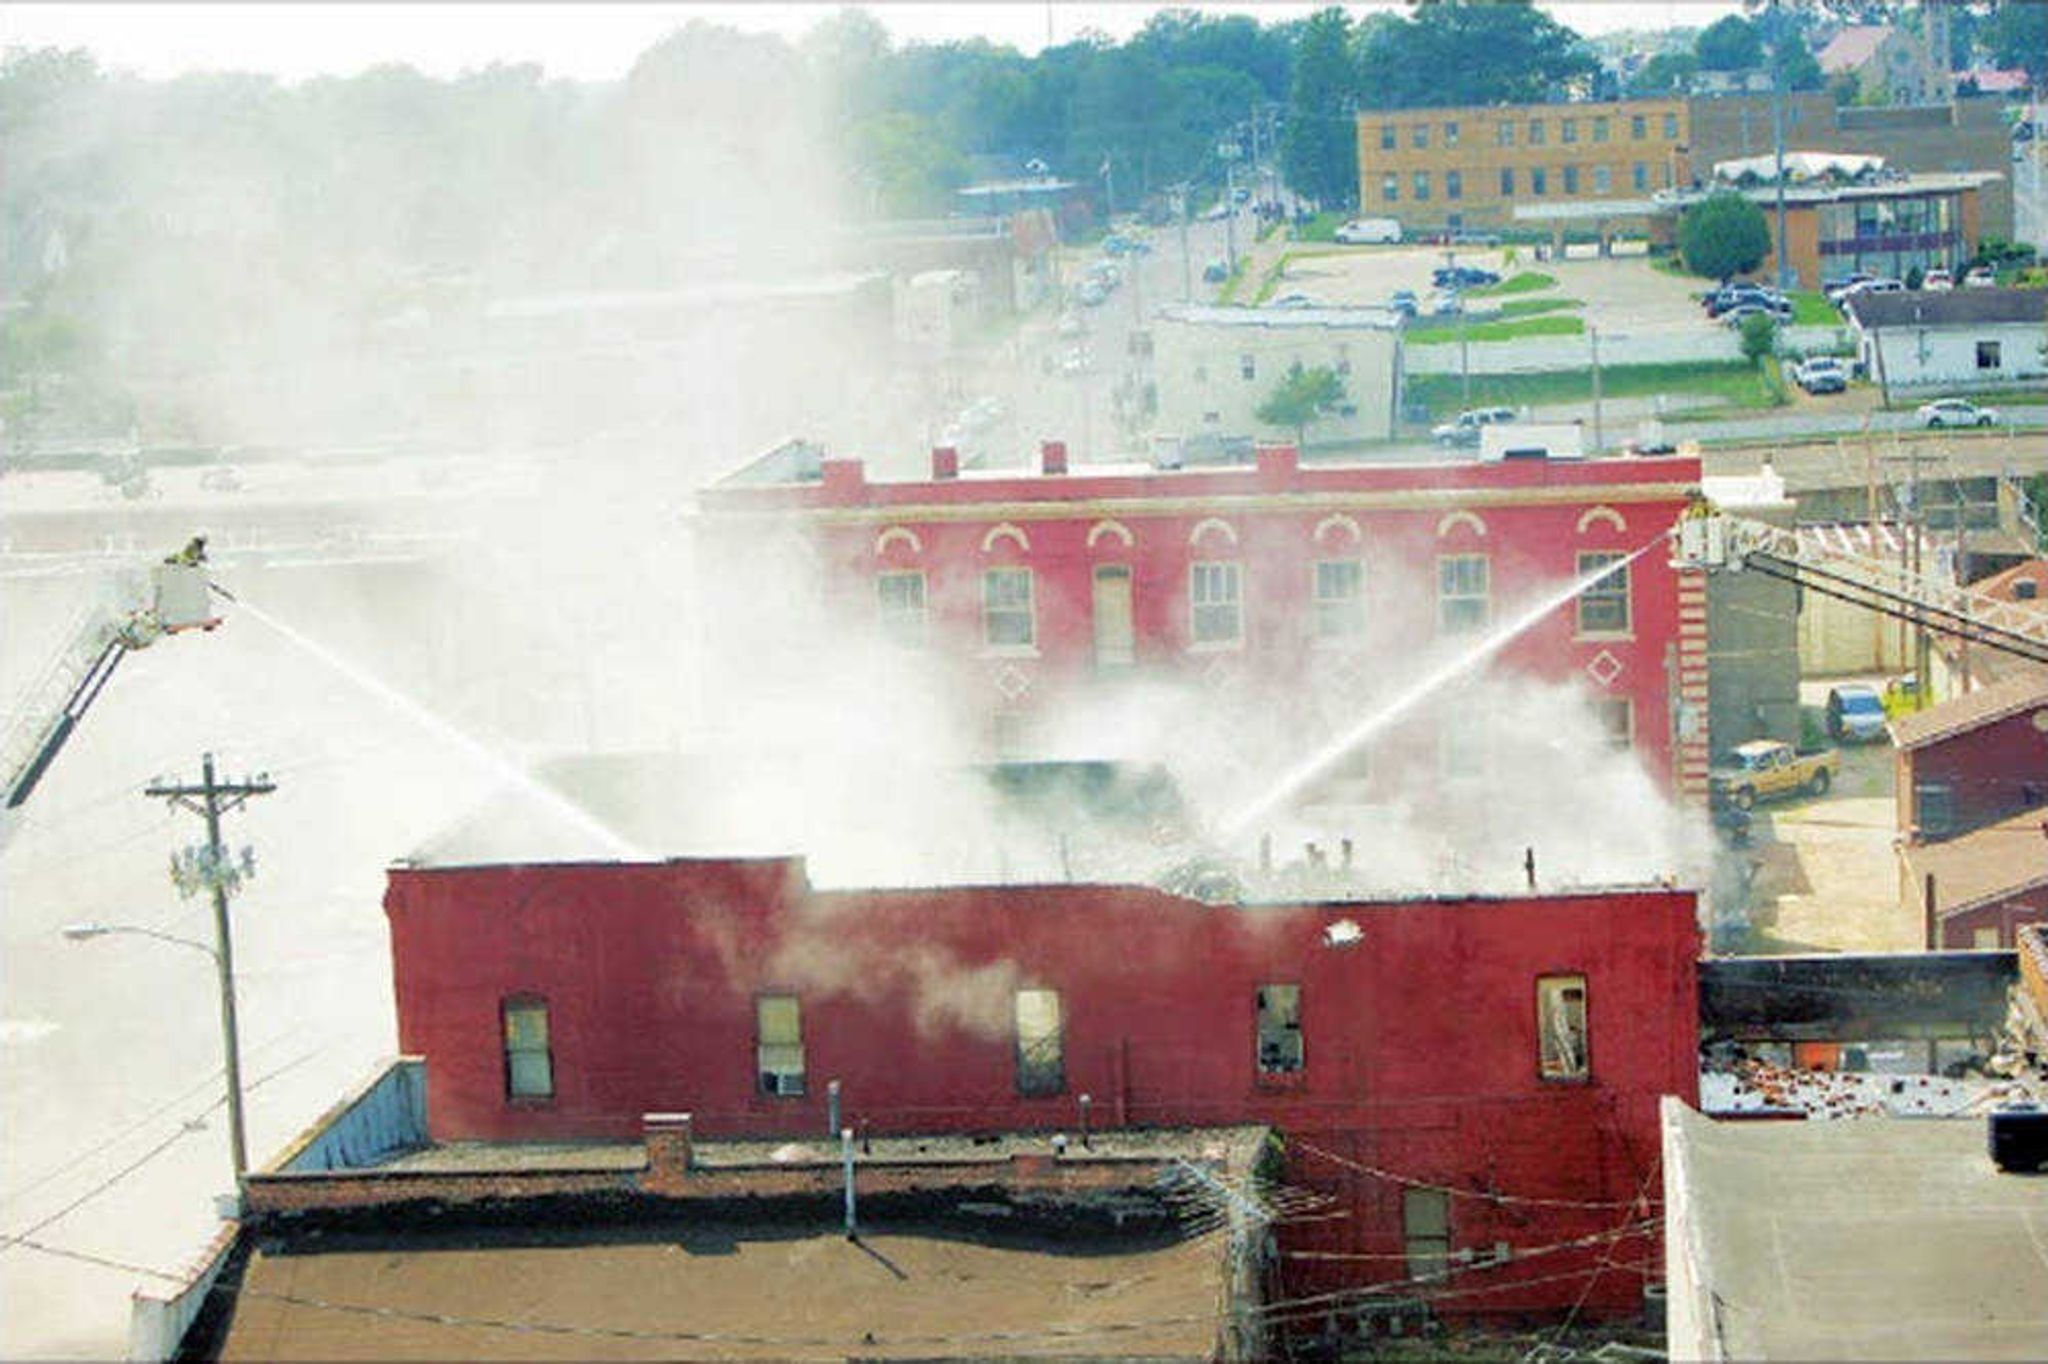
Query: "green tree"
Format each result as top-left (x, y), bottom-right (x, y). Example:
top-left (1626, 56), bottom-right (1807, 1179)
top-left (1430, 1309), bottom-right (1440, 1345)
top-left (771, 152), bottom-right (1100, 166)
top-left (1737, 311), bottom-right (1778, 368)
top-left (1355, 1), bottom-right (1598, 109)
top-left (1989, 0), bottom-right (2048, 84)
top-left (1695, 15), bottom-right (1763, 71)
top-left (1679, 191), bottom-right (1772, 281)
top-left (1282, 7), bottom-right (1358, 208)
top-left (1632, 50), bottom-right (1698, 95)
top-left (1769, 28), bottom-right (1825, 92)
top-left (1254, 361), bottom-right (1349, 447)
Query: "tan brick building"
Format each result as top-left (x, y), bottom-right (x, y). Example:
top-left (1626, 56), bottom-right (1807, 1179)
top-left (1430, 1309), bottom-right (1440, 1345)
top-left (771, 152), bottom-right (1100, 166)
top-left (1355, 92), bottom-right (2013, 241)
top-left (1354, 97), bottom-right (1693, 234)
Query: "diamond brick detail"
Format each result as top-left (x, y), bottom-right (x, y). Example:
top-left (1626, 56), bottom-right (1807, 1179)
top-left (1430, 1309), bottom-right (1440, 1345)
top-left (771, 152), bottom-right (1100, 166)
top-left (1586, 649), bottom-right (1624, 688)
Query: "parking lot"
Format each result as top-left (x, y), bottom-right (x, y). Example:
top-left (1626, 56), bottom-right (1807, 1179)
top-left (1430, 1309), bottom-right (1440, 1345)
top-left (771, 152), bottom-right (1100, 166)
top-left (1726, 677), bottom-right (1922, 956)
top-left (1270, 242), bottom-right (1715, 336)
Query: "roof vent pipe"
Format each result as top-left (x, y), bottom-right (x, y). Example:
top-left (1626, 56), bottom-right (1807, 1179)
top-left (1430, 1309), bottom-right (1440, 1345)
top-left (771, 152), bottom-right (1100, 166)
top-left (932, 446), bottom-right (960, 480)
top-left (1041, 440), bottom-right (1069, 475)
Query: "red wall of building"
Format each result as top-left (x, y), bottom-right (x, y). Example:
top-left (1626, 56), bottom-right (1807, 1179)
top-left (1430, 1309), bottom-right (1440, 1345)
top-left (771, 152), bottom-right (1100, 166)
top-left (1898, 708), bottom-right (2048, 841)
top-left (386, 859), bottom-right (1699, 1317)
top-left (1939, 888), bottom-right (2048, 950)
top-left (701, 446), bottom-right (1703, 794)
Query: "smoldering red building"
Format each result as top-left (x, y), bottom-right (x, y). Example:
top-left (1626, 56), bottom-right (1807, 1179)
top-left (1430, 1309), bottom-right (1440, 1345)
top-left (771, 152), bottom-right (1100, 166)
top-left (386, 857), bottom-right (1699, 1320)
top-left (698, 442), bottom-right (1710, 803)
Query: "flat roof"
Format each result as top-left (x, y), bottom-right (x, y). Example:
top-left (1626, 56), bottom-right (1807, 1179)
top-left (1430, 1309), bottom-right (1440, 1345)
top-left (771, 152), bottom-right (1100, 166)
top-left (215, 1220), bottom-right (1230, 1360)
top-left (1665, 1101), bottom-right (2048, 1360)
top-left (1848, 287), bottom-right (2048, 330)
top-left (1511, 171), bottom-right (2000, 222)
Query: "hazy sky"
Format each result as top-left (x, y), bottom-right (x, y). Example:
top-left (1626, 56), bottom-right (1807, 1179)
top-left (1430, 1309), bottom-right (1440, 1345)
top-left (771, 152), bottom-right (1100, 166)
top-left (2, 2), bottom-right (1741, 81)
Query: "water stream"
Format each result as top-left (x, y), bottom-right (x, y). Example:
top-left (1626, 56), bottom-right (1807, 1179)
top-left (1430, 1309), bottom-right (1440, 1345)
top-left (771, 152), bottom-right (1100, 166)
top-left (1219, 535), bottom-right (1668, 842)
top-left (234, 599), bottom-right (645, 860)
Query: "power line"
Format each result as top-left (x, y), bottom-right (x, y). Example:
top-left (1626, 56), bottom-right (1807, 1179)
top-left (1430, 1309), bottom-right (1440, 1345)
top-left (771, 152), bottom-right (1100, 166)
top-left (1292, 1138), bottom-right (1656, 1210)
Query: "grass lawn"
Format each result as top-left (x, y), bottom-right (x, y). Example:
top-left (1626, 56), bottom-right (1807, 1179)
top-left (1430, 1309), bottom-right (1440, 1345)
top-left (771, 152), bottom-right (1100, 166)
top-left (1788, 291), bottom-right (1838, 326)
top-left (1216, 257), bottom-right (1250, 304)
top-left (1405, 360), bottom-right (1784, 419)
top-left (1250, 256), bottom-right (1289, 304)
top-left (1496, 296), bottom-right (1583, 319)
top-left (1292, 211), bottom-right (1348, 243)
top-left (1468, 271), bottom-right (1555, 296)
top-left (1407, 314), bottom-right (1585, 345)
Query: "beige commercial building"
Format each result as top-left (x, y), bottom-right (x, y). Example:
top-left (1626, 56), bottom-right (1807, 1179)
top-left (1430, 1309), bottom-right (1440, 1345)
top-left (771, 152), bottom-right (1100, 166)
top-left (1355, 92), bottom-right (2013, 241)
top-left (1148, 305), bottom-right (1400, 449)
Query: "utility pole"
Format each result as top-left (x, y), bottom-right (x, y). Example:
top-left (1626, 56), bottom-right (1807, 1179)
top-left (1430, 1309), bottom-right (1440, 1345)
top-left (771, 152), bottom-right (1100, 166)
top-left (1220, 138), bottom-right (1241, 274)
top-left (1444, 246), bottom-right (1470, 408)
top-left (1882, 446), bottom-right (1947, 709)
top-left (147, 752), bottom-right (275, 1181)
top-left (1766, 3), bottom-right (1789, 291)
top-left (1175, 183), bottom-right (1193, 302)
top-left (1589, 323), bottom-right (1605, 453)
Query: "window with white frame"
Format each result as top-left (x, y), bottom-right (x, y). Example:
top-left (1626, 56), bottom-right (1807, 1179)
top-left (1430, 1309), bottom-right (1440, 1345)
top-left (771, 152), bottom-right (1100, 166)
top-left (876, 571), bottom-right (926, 646)
top-left (1438, 554), bottom-right (1489, 633)
top-left (1256, 985), bottom-right (1304, 1074)
top-left (983, 567), bottom-right (1035, 648)
top-left (502, 997), bottom-right (553, 1100)
top-left (1576, 552), bottom-right (1631, 635)
top-left (1313, 559), bottom-right (1366, 641)
top-left (1190, 561), bottom-right (1242, 645)
top-left (1537, 975), bottom-right (1589, 1079)
top-left (756, 994), bottom-right (805, 1096)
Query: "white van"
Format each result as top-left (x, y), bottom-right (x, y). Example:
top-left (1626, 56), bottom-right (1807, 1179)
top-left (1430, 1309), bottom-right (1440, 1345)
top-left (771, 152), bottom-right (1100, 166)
top-left (1334, 217), bottom-right (1402, 245)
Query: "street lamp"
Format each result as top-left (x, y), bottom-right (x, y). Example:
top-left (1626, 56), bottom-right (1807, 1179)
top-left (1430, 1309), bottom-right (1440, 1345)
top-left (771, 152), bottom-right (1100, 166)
top-left (63, 919), bottom-right (248, 1182)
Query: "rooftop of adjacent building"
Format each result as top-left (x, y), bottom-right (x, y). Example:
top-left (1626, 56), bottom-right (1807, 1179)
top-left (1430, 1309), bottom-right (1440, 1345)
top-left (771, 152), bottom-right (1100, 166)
top-left (1153, 303), bottom-right (1402, 331)
top-left (212, 1215), bottom-right (1233, 1361)
top-left (1847, 286), bottom-right (2048, 331)
top-left (1890, 671), bottom-right (2048, 751)
top-left (1662, 1097), bottom-right (2048, 1360)
top-left (1511, 168), bottom-right (2000, 223)
top-left (708, 434), bottom-right (1699, 498)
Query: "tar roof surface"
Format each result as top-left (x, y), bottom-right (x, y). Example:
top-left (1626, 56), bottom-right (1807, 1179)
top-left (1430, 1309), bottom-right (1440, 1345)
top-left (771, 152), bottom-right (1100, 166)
top-left (219, 1220), bottom-right (1229, 1360)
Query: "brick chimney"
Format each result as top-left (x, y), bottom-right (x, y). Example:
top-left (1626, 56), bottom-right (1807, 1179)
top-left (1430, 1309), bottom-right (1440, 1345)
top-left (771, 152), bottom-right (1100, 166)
top-left (932, 446), bottom-right (960, 480)
top-left (1041, 440), bottom-right (1069, 476)
top-left (643, 1111), bottom-right (694, 1184)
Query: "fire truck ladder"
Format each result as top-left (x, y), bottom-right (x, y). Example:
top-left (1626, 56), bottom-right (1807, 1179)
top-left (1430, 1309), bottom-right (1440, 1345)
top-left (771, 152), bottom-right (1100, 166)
top-left (1673, 512), bottom-right (2048, 668)
top-left (1, 604), bottom-right (143, 812)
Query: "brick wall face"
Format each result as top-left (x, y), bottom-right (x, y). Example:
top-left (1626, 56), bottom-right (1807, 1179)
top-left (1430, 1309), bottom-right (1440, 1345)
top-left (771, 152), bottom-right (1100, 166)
top-left (385, 862), bottom-right (1701, 1317)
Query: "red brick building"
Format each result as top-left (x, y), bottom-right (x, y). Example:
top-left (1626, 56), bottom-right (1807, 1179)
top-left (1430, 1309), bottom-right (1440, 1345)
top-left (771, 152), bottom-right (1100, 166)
top-left (699, 443), bottom-right (1709, 805)
top-left (1894, 674), bottom-right (2048, 949)
top-left (386, 858), bottom-right (1700, 1319)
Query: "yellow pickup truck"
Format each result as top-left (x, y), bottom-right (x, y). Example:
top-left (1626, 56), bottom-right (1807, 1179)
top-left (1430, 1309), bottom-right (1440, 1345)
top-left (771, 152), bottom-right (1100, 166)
top-left (1709, 740), bottom-right (1840, 810)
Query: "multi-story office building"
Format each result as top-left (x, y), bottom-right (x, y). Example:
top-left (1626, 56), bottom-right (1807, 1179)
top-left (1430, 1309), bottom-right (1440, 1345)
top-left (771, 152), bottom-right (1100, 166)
top-left (1355, 92), bottom-right (2013, 242)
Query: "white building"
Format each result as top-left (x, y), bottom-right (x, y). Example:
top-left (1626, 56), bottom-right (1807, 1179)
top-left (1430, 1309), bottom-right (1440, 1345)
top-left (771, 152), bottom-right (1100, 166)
top-left (1848, 288), bottom-right (2048, 390)
top-left (1147, 305), bottom-right (1401, 450)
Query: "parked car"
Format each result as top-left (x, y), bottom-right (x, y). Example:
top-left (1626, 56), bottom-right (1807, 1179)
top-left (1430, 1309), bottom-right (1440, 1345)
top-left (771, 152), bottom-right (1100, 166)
top-left (1707, 287), bottom-right (1786, 318)
top-left (1447, 230), bottom-right (1502, 247)
top-left (1430, 406), bottom-right (1518, 446)
top-left (1822, 271), bottom-right (1877, 301)
top-left (1922, 267), bottom-right (1954, 291)
top-left (1721, 301), bottom-right (1788, 327)
top-left (1076, 278), bottom-right (1110, 307)
top-left (1433, 265), bottom-right (1499, 290)
top-left (1793, 357), bottom-right (1847, 394)
top-left (1916, 398), bottom-right (1998, 428)
top-left (1334, 217), bottom-right (1403, 244)
top-left (1963, 265), bottom-right (1997, 289)
top-left (1835, 278), bottom-right (1903, 307)
top-left (1270, 292), bottom-right (1318, 308)
top-left (1387, 289), bottom-right (1419, 320)
top-left (1709, 740), bottom-right (1840, 810)
top-left (1825, 683), bottom-right (1889, 743)
top-left (1202, 258), bottom-right (1229, 283)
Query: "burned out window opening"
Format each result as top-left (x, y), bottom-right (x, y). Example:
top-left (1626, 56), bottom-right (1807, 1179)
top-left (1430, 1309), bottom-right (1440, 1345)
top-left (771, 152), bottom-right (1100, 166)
top-left (1014, 987), bottom-right (1064, 1096)
top-left (1256, 985), bottom-right (1303, 1074)
top-left (757, 993), bottom-right (805, 1096)
top-left (502, 996), bottom-right (553, 1101)
top-left (1537, 975), bottom-right (1589, 1080)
